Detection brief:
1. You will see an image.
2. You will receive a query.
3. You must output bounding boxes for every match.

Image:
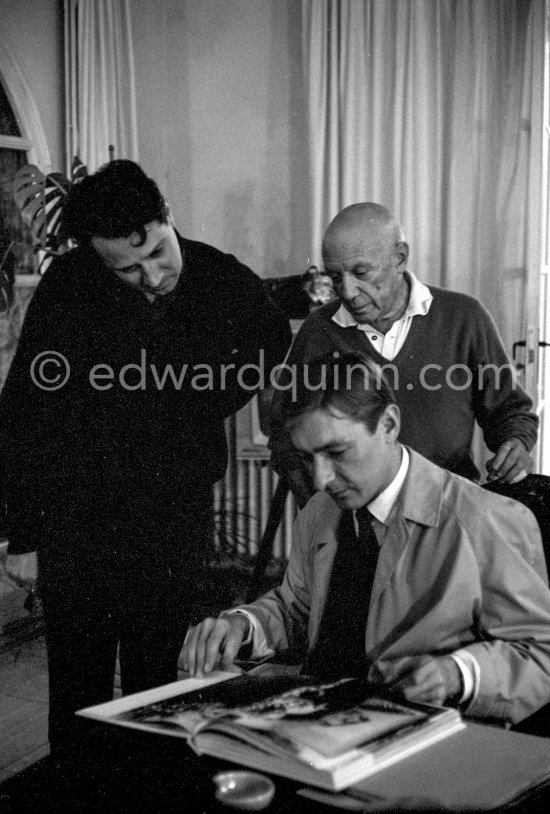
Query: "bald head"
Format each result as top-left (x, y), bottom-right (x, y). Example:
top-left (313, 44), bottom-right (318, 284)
top-left (322, 203), bottom-right (405, 260)
top-left (321, 203), bottom-right (410, 331)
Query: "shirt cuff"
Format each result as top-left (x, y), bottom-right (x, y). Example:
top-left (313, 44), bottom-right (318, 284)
top-left (449, 649), bottom-right (481, 707)
top-left (220, 609), bottom-right (274, 659)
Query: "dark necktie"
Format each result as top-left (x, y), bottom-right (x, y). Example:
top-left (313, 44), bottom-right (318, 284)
top-left (304, 507), bottom-right (380, 679)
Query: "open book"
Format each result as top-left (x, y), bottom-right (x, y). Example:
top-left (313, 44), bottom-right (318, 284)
top-left (77, 671), bottom-right (464, 792)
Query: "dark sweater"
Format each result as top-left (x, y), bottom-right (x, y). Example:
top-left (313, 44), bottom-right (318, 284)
top-left (0, 236), bottom-right (291, 553)
top-left (279, 286), bottom-right (537, 480)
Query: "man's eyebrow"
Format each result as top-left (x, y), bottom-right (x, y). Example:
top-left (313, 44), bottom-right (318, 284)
top-left (326, 263), bottom-right (372, 275)
top-left (297, 441), bottom-right (347, 455)
top-left (113, 239), bottom-right (165, 271)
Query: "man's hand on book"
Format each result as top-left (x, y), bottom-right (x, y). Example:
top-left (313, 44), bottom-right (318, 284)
top-left (182, 614), bottom-right (250, 677)
top-left (377, 655), bottom-right (462, 706)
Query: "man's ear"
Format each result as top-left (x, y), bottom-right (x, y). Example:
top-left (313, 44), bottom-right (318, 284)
top-left (164, 196), bottom-right (175, 226)
top-left (381, 404), bottom-right (401, 441)
top-left (395, 241), bottom-right (409, 270)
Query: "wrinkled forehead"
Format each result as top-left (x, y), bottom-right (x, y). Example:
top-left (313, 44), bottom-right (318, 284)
top-left (322, 223), bottom-right (388, 266)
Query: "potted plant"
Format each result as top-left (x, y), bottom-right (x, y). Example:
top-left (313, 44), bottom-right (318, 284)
top-left (12, 155), bottom-right (87, 275)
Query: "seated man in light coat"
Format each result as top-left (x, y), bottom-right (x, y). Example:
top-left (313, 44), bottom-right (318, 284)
top-left (183, 353), bottom-right (550, 725)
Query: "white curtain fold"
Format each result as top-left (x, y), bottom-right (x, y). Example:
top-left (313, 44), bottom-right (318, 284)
top-left (301, 0), bottom-right (544, 338)
top-left (64, 0), bottom-right (139, 173)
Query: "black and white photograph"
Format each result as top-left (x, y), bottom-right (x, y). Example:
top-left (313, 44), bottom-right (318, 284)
top-left (2, 1), bottom-right (550, 812)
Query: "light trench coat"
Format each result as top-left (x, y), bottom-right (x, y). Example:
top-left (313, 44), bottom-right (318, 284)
top-left (241, 449), bottom-right (550, 724)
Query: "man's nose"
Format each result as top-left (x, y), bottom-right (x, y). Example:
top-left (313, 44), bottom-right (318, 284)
top-left (141, 263), bottom-right (164, 288)
top-left (339, 273), bottom-right (359, 301)
top-left (312, 457), bottom-right (335, 492)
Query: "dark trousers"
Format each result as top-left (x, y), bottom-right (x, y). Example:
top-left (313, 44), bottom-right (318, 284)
top-left (37, 495), bottom-right (211, 761)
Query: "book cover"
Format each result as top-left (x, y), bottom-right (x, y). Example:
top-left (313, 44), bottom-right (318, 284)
top-left (299, 723), bottom-right (550, 810)
top-left (77, 671), bottom-right (464, 792)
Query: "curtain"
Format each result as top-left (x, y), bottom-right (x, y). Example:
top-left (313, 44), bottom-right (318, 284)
top-left (302, 0), bottom-right (544, 343)
top-left (64, 0), bottom-right (139, 172)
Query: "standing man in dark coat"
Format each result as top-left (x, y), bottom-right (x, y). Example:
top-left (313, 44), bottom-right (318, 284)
top-left (0, 160), bottom-right (291, 762)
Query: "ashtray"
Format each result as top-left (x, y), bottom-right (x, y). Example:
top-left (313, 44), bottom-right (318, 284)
top-left (213, 770), bottom-right (275, 810)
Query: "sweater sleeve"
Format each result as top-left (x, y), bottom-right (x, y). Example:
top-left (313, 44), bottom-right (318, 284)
top-left (468, 298), bottom-right (538, 453)
top-left (222, 256), bottom-right (292, 418)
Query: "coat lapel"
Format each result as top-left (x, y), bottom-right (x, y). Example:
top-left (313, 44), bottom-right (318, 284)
top-left (366, 449), bottom-right (445, 639)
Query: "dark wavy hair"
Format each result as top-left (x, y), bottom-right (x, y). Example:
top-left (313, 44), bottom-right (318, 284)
top-left (282, 351), bottom-right (397, 435)
top-left (60, 159), bottom-right (169, 246)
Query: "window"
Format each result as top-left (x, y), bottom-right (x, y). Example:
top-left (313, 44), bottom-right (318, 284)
top-left (0, 80), bottom-right (35, 311)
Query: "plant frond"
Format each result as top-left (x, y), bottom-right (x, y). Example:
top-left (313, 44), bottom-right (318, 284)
top-left (13, 163), bottom-right (81, 262)
top-left (71, 156), bottom-right (87, 184)
top-left (45, 172), bottom-right (72, 197)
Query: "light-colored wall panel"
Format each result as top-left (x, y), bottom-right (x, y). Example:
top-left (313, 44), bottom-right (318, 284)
top-left (133, 0), bottom-right (310, 279)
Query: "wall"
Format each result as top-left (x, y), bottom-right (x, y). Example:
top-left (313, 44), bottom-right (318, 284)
top-left (0, 0), bottom-right (64, 172)
top-left (132, 0), bottom-right (310, 279)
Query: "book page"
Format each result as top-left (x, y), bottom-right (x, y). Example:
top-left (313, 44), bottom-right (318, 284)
top-left (111, 674), bottom-right (447, 761)
top-left (275, 696), bottom-right (425, 757)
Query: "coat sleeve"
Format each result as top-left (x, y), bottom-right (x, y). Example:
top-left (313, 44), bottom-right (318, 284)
top-left (235, 503), bottom-right (318, 661)
top-left (459, 502), bottom-right (550, 724)
top-left (205, 253), bottom-right (292, 420)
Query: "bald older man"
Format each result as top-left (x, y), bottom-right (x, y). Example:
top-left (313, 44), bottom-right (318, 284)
top-left (270, 203), bottom-right (537, 491)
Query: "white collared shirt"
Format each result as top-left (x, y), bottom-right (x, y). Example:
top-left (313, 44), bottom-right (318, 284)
top-left (331, 270), bottom-right (433, 360)
top-left (361, 446), bottom-right (410, 526)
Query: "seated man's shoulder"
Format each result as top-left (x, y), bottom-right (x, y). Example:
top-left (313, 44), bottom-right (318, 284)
top-left (442, 469), bottom-right (533, 519)
top-left (439, 469), bottom-right (542, 555)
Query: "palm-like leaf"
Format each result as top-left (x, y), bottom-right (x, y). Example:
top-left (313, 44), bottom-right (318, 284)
top-left (0, 239), bottom-right (15, 313)
top-left (43, 173), bottom-right (72, 252)
top-left (71, 155), bottom-right (88, 184)
top-left (12, 157), bottom-right (87, 274)
top-left (13, 165), bottom-right (72, 254)
top-left (13, 165), bottom-right (48, 249)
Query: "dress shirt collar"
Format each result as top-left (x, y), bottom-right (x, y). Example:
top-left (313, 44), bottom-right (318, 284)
top-left (366, 446), bottom-right (409, 525)
top-left (332, 270), bottom-right (433, 329)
